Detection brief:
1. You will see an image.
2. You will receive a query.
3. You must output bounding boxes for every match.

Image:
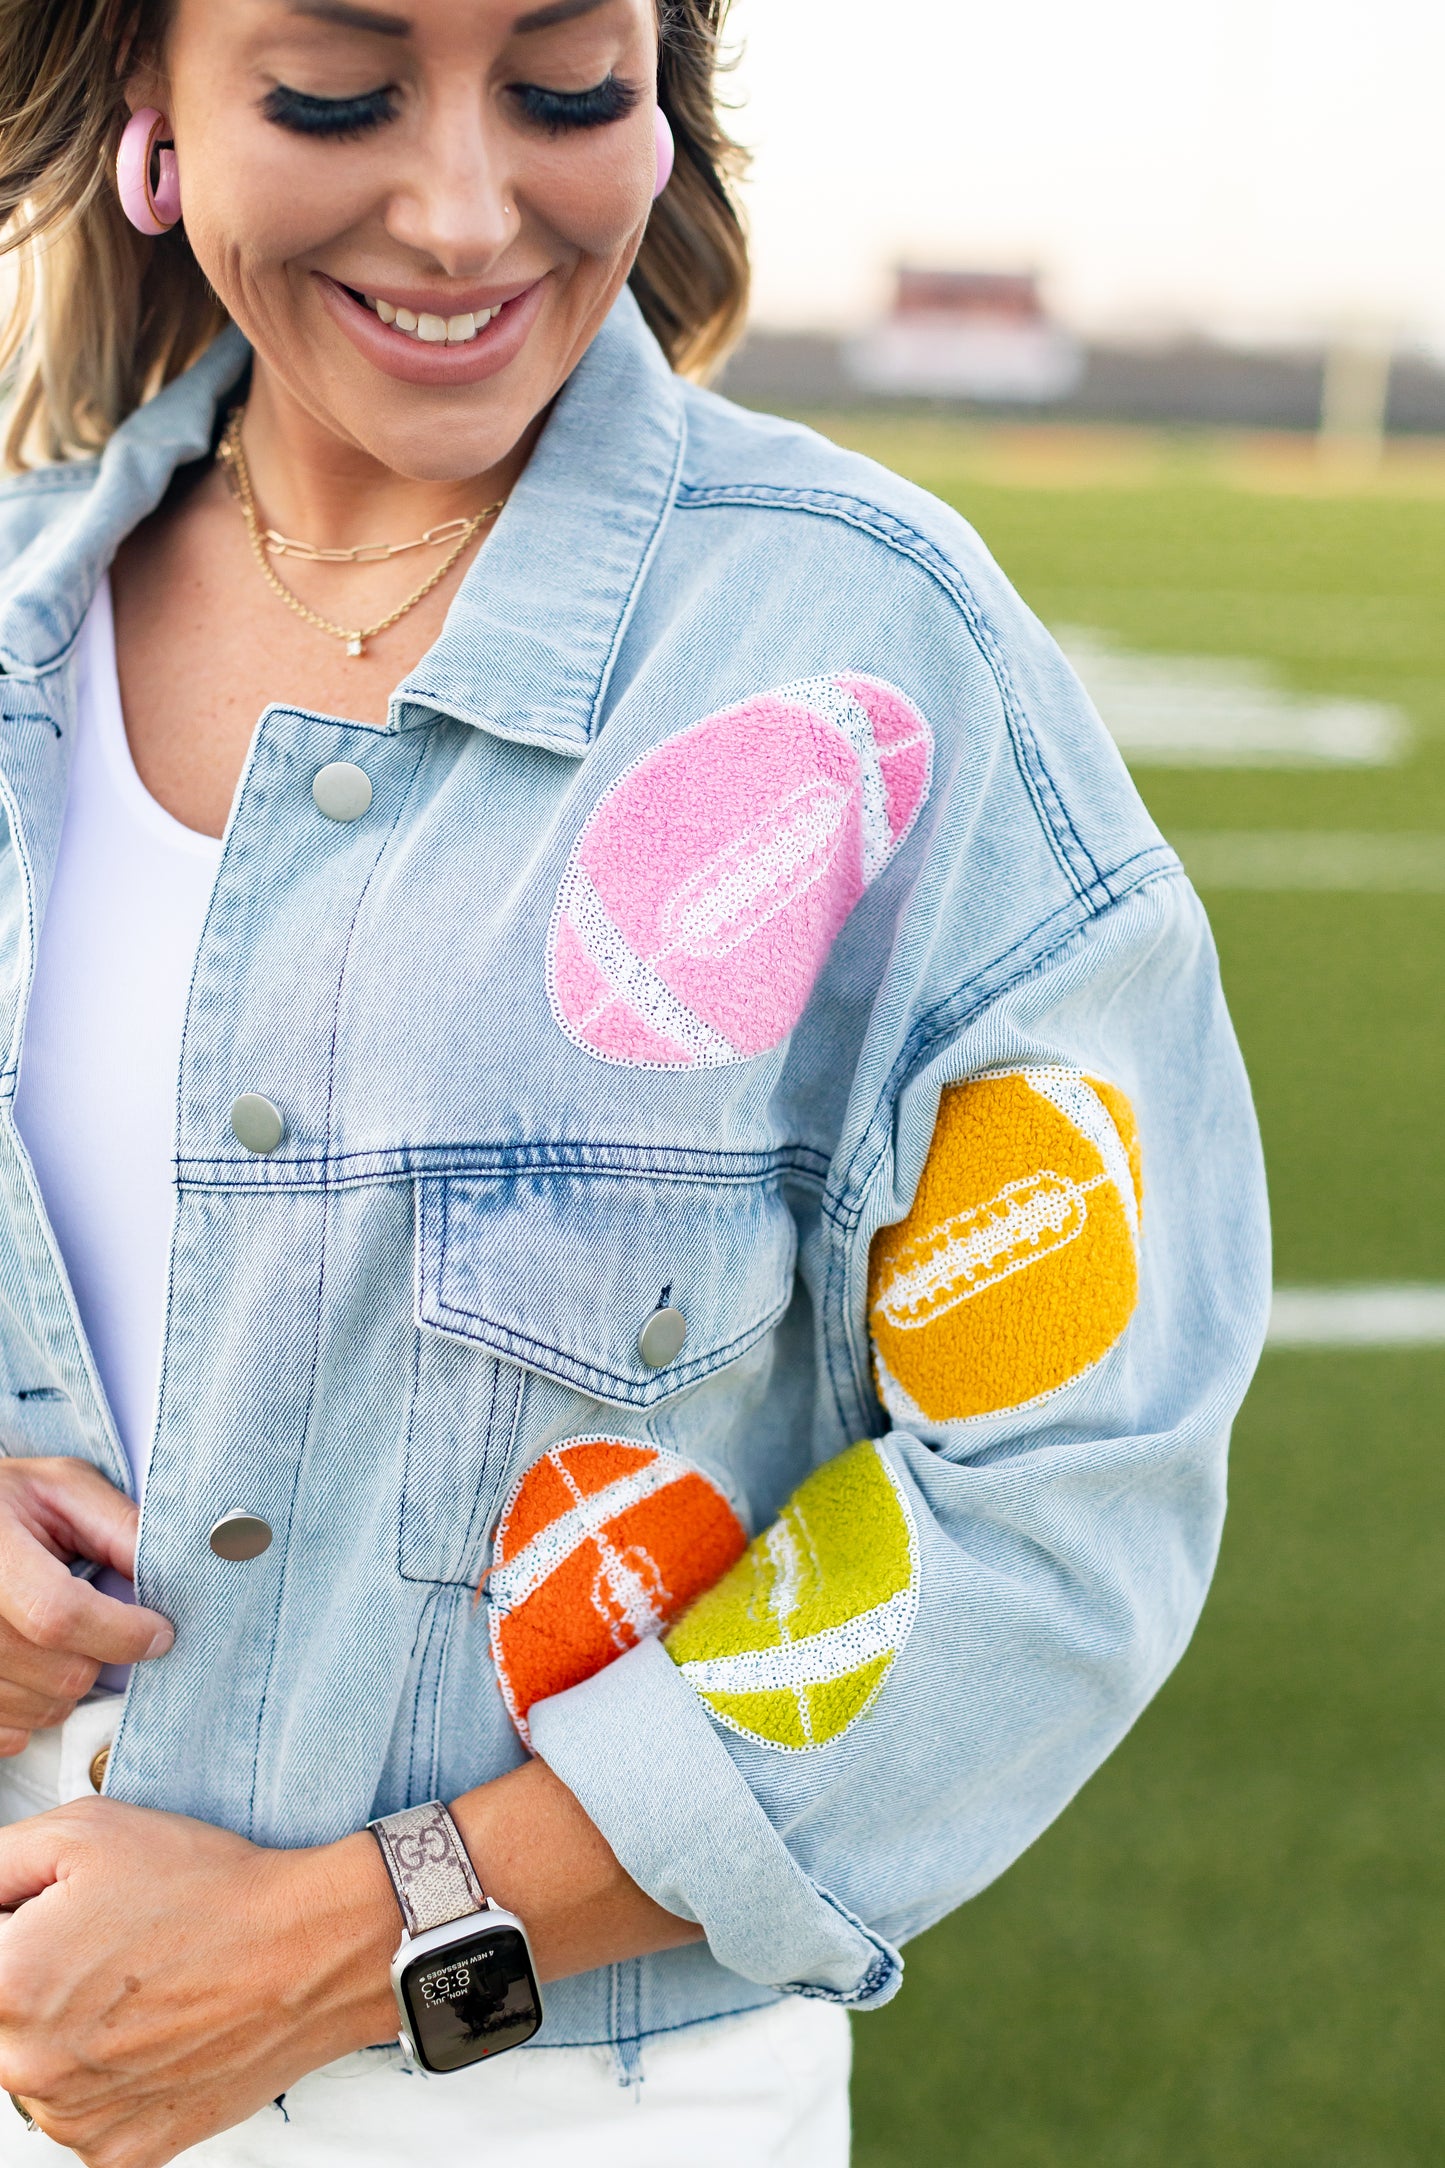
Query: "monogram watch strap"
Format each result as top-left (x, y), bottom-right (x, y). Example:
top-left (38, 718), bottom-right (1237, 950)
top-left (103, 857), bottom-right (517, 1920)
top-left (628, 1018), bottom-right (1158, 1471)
top-left (368, 1801), bottom-right (487, 1938)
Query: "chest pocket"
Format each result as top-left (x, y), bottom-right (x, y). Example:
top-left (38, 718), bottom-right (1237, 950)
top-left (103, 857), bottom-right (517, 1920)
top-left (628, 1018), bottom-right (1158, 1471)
top-left (400, 1168), bottom-right (797, 1583)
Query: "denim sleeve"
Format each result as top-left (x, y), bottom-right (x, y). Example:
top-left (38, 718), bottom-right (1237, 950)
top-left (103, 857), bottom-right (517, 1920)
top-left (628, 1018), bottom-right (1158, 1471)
top-left (529, 872), bottom-right (1270, 2006)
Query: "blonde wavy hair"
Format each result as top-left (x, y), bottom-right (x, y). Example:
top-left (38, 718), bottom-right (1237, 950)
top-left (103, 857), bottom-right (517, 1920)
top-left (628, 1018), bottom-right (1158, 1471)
top-left (0, 0), bottom-right (749, 471)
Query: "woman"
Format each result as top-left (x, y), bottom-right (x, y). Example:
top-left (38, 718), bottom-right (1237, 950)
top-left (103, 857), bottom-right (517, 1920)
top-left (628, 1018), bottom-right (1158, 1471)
top-left (0, 0), bottom-right (1269, 2162)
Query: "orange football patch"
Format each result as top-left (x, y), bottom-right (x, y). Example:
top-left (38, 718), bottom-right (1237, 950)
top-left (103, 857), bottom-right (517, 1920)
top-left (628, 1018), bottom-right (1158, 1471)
top-left (488, 1437), bottom-right (748, 1745)
top-left (868, 1066), bottom-right (1143, 1424)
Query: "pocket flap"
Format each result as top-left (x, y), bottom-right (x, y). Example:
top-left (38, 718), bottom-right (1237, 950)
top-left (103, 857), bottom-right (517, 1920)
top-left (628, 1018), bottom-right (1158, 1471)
top-left (416, 1171), bottom-right (797, 1409)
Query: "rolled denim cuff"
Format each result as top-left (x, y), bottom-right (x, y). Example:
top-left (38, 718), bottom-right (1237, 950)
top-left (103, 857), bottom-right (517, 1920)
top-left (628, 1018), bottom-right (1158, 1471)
top-left (528, 1633), bottom-right (901, 2007)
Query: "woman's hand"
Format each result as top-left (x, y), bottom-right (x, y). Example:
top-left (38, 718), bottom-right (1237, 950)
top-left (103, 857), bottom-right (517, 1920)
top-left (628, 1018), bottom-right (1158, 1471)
top-left (0, 1799), bottom-right (399, 2168)
top-left (0, 1758), bottom-right (702, 2167)
top-left (0, 1459), bottom-right (174, 1753)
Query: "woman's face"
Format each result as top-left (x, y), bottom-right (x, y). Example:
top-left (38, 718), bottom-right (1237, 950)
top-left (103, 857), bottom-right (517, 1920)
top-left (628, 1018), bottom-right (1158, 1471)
top-left (142, 0), bottom-right (661, 478)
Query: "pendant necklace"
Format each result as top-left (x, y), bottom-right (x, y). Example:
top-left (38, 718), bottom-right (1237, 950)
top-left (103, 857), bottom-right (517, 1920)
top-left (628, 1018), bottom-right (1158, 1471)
top-left (218, 410), bottom-right (505, 658)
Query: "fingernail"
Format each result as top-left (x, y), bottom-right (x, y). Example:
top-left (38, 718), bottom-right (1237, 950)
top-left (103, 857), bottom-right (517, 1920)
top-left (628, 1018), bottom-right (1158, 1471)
top-left (145, 1624), bottom-right (175, 1658)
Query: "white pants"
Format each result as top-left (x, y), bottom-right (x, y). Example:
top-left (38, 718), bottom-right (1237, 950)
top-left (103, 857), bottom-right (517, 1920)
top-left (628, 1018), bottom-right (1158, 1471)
top-left (0, 1704), bottom-right (851, 2167)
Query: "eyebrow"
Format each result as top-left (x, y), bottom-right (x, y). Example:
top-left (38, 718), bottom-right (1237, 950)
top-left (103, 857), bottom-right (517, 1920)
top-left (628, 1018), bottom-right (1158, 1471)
top-left (512, 0), bottom-right (611, 30)
top-left (290, 0), bottom-right (612, 35)
top-left (290, 2), bottom-right (410, 32)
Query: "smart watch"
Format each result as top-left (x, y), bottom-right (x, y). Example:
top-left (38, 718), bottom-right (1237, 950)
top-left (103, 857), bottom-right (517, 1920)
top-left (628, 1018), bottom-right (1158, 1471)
top-left (368, 1800), bottom-right (543, 2072)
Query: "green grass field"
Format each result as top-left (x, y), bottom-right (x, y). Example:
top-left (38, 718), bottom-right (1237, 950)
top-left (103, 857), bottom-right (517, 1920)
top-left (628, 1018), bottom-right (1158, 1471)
top-left (798, 420), bottom-right (1445, 2164)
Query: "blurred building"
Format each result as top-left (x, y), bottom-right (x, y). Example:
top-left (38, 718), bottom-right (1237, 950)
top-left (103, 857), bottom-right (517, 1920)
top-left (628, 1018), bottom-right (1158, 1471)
top-left (722, 322), bottom-right (1445, 434)
top-left (843, 269), bottom-right (1085, 404)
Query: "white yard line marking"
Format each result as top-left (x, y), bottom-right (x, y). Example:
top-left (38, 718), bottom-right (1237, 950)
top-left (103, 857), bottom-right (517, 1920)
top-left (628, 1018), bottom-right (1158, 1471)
top-left (1175, 832), bottom-right (1445, 892)
top-left (1057, 625), bottom-right (1408, 768)
top-left (1268, 1286), bottom-right (1445, 1348)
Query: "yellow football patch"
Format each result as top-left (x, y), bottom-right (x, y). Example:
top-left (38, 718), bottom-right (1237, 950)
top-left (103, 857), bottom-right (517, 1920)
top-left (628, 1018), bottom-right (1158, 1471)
top-left (665, 1440), bottom-right (919, 1752)
top-left (869, 1067), bottom-right (1143, 1424)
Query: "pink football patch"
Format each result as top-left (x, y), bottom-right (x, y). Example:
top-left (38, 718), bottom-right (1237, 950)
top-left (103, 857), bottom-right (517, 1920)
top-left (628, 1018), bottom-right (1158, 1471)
top-left (547, 673), bottom-right (933, 1069)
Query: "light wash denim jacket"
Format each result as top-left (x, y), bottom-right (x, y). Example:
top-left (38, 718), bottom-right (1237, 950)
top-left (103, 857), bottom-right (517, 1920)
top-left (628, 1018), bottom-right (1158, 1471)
top-left (0, 291), bottom-right (1268, 2055)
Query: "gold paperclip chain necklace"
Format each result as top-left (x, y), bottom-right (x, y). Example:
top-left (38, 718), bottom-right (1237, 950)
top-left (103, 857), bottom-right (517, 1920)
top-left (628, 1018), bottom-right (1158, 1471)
top-left (218, 410), bottom-right (505, 658)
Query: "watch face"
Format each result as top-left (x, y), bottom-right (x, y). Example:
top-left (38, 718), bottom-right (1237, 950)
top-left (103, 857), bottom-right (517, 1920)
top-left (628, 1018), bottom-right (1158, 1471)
top-left (401, 1926), bottom-right (542, 2073)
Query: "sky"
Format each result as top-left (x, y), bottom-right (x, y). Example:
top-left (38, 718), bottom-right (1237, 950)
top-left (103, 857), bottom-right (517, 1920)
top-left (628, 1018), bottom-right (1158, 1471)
top-left (726, 0), bottom-right (1445, 347)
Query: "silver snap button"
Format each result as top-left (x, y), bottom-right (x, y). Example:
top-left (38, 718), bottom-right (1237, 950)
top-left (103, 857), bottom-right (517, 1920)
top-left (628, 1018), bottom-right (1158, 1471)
top-left (638, 1307), bottom-right (687, 1369)
top-left (230, 1094), bottom-right (285, 1154)
top-left (312, 762), bottom-right (373, 823)
top-left (209, 1511), bottom-right (273, 1562)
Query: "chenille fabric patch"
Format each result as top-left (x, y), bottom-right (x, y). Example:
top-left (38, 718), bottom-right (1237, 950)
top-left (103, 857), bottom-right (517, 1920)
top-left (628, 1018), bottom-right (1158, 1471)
top-left (547, 674), bottom-right (933, 1069)
top-left (665, 1440), bottom-right (919, 1752)
top-left (868, 1067), bottom-right (1144, 1426)
top-left (488, 1437), bottom-right (747, 1746)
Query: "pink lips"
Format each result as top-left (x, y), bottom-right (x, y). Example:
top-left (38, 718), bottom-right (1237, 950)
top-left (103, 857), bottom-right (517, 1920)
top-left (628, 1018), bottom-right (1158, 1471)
top-left (317, 273), bottom-right (548, 387)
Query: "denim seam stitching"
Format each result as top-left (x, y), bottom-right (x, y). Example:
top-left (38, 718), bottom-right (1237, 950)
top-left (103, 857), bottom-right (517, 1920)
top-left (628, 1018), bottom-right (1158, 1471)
top-left (397, 1252), bottom-right (518, 1588)
top-left (423, 1142), bottom-right (797, 1394)
top-left (790, 1949), bottom-right (898, 2006)
top-left (175, 1143), bottom-right (832, 1189)
top-left (320, 731), bottom-right (433, 1158)
top-left (475, 1360), bottom-right (523, 1569)
top-left (824, 851), bottom-right (1180, 1233)
top-left (0, 463), bottom-right (96, 497)
top-left (585, 400), bottom-right (688, 741)
top-left (246, 1186), bottom-right (330, 1832)
top-left (396, 1303), bottom-right (429, 1584)
top-left (405, 1591), bottom-right (430, 1800)
top-left (819, 870), bottom-right (1173, 1433)
top-left (406, 1586), bottom-right (448, 1802)
top-left (247, 733), bottom-right (431, 1825)
top-left (417, 1291), bottom-right (792, 1398)
top-left (425, 1588), bottom-right (454, 1800)
top-left (675, 481), bottom-right (1107, 901)
top-left (470, 1347), bottom-right (506, 1587)
top-left (175, 1165), bottom-right (830, 1194)
top-left (0, 623), bottom-right (86, 687)
top-left (818, 859), bottom-right (1183, 1431)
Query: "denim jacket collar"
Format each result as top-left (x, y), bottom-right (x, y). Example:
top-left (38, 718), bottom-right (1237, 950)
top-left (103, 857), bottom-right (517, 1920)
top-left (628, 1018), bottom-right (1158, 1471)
top-left (392, 288), bottom-right (687, 756)
top-left (0, 325), bottom-right (250, 684)
top-left (0, 288), bottom-right (686, 761)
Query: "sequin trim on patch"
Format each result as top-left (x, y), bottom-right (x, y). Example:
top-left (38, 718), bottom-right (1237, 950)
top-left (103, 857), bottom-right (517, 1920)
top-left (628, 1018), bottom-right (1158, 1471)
top-left (868, 1066), bottom-right (1144, 1425)
top-left (666, 1440), bottom-right (920, 1752)
top-left (546, 674), bottom-right (933, 1069)
top-left (488, 1436), bottom-right (747, 1746)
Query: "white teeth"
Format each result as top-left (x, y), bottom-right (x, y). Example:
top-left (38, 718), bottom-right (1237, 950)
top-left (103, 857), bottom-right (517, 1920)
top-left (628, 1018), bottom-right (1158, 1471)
top-left (363, 295), bottom-right (500, 345)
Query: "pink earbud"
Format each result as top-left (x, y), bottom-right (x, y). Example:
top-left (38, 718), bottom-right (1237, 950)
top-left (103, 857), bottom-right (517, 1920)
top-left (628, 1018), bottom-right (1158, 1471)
top-left (653, 108), bottom-right (675, 201)
top-left (117, 107), bottom-right (181, 236)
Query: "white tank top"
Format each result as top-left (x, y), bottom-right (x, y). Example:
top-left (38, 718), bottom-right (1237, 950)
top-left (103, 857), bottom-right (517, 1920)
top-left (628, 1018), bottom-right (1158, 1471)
top-left (14, 575), bottom-right (223, 1496)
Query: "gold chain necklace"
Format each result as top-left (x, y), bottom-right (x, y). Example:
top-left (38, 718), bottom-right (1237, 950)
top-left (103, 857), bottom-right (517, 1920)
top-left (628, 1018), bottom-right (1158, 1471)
top-left (218, 411), bottom-right (505, 658)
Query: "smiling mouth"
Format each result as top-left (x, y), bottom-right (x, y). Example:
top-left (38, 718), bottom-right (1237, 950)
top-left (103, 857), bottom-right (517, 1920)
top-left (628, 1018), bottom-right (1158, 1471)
top-left (347, 287), bottom-right (505, 346)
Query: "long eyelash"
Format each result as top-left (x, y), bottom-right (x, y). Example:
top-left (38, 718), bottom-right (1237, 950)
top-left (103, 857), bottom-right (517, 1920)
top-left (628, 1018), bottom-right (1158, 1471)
top-left (261, 85), bottom-right (399, 140)
top-left (512, 74), bottom-right (640, 136)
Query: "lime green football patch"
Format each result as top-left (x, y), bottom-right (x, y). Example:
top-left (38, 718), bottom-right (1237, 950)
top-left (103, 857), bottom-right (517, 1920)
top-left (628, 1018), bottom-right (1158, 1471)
top-left (666, 1441), bottom-right (919, 1751)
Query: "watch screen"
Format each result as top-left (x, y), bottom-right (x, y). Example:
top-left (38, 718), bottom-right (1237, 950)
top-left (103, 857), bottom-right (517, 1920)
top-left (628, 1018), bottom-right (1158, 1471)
top-left (401, 1927), bottom-right (542, 2072)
